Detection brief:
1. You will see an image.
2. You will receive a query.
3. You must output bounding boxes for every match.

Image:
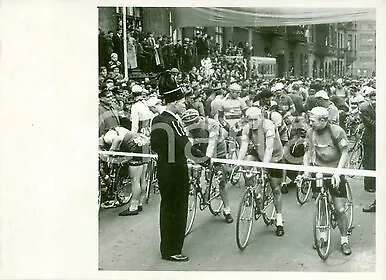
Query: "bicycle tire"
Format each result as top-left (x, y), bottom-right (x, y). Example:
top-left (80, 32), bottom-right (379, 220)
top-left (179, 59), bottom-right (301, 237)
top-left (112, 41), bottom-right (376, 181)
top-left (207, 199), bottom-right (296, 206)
top-left (313, 195), bottom-right (331, 260)
top-left (296, 179), bottom-right (312, 205)
top-left (347, 142), bottom-right (364, 177)
top-left (345, 182), bottom-right (354, 234)
top-left (208, 169), bottom-right (224, 215)
top-left (236, 189), bottom-right (254, 250)
top-left (144, 161), bottom-right (154, 204)
top-left (262, 182), bottom-right (276, 226)
top-left (114, 165), bottom-right (129, 205)
top-left (185, 183), bottom-right (198, 236)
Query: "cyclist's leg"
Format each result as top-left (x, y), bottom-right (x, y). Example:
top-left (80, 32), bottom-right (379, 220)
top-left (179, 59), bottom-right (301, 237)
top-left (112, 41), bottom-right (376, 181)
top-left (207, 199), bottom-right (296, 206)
top-left (268, 167), bottom-right (284, 235)
top-left (331, 176), bottom-right (351, 255)
top-left (218, 162), bottom-right (231, 217)
top-left (128, 164), bottom-right (144, 212)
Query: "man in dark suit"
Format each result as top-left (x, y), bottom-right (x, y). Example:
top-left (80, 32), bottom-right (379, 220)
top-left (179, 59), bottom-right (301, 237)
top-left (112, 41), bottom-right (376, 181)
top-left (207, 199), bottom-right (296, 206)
top-left (112, 28), bottom-right (124, 65)
top-left (150, 71), bottom-right (209, 262)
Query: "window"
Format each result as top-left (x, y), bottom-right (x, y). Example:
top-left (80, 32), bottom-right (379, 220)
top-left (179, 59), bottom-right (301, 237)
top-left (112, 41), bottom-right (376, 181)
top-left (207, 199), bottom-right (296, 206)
top-left (125, 7), bottom-right (143, 32)
top-left (215, 27), bottom-right (224, 51)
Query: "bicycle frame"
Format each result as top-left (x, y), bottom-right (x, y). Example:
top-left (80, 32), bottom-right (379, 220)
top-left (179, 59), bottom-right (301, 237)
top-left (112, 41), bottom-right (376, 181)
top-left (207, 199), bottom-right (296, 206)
top-left (235, 167), bottom-right (276, 250)
top-left (305, 172), bottom-right (353, 260)
top-left (185, 163), bottom-right (224, 236)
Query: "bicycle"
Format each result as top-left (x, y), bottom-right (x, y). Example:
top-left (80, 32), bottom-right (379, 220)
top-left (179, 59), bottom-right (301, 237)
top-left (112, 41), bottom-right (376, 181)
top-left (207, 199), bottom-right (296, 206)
top-left (234, 167), bottom-right (277, 250)
top-left (346, 128), bottom-right (364, 178)
top-left (98, 155), bottom-right (132, 209)
top-left (303, 173), bottom-right (354, 260)
top-left (185, 162), bottom-right (224, 236)
top-left (144, 156), bottom-right (158, 204)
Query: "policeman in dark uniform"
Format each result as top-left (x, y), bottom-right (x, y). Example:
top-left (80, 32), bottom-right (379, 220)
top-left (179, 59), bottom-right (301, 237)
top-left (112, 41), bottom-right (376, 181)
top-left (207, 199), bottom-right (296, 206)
top-left (359, 89), bottom-right (376, 212)
top-left (150, 71), bottom-right (209, 262)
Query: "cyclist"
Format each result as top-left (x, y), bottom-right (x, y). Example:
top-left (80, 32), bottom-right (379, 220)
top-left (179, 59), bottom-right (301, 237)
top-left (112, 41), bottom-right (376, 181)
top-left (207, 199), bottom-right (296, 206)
top-left (216, 82), bottom-right (248, 137)
top-left (99, 126), bottom-right (150, 216)
top-left (237, 107), bottom-right (285, 237)
top-left (130, 84), bottom-right (154, 135)
top-left (181, 109), bottom-right (234, 223)
top-left (303, 106), bottom-right (351, 255)
top-left (314, 90), bottom-right (340, 125)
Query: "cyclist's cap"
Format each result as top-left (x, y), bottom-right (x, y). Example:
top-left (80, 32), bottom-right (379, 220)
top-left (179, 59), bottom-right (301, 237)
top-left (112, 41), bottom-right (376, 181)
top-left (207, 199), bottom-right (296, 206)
top-left (181, 109), bottom-right (200, 124)
top-left (170, 68), bottom-right (179, 74)
top-left (315, 90), bottom-right (329, 100)
top-left (229, 83), bottom-right (241, 91)
top-left (336, 78), bottom-right (343, 84)
top-left (245, 107), bottom-right (262, 118)
top-left (309, 107), bottom-right (328, 118)
top-left (273, 82), bottom-right (284, 92)
top-left (147, 96), bottom-right (162, 107)
top-left (131, 85), bottom-right (144, 95)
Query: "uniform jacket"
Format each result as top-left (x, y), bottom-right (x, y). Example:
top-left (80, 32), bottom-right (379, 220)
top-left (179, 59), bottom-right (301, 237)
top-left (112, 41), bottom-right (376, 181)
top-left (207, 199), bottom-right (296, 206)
top-left (150, 111), bottom-right (207, 184)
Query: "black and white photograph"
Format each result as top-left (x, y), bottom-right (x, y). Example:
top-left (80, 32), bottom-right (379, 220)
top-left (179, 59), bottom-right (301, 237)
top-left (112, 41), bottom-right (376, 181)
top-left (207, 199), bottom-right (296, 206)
top-left (98, 7), bottom-right (378, 272)
top-left (0, 1), bottom-right (385, 280)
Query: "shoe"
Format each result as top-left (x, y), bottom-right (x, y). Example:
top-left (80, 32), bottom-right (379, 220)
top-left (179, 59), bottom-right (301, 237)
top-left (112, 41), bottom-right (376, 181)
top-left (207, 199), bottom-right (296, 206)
top-left (341, 242), bottom-right (352, 255)
top-left (138, 205), bottom-right (143, 212)
top-left (362, 202), bottom-right (375, 213)
top-left (162, 254), bottom-right (189, 262)
top-left (276, 225), bottom-right (284, 236)
top-left (101, 200), bottom-right (115, 209)
top-left (224, 212), bottom-right (234, 223)
top-left (119, 209), bottom-right (139, 216)
top-left (364, 185), bottom-right (376, 193)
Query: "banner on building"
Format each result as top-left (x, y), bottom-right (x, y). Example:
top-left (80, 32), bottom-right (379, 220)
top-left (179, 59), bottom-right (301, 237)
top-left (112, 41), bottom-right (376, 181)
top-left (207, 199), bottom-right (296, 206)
top-left (173, 7), bottom-right (376, 27)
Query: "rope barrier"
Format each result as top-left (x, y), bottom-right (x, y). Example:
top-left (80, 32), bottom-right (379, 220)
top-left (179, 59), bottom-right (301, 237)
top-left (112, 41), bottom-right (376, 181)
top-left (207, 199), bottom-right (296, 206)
top-left (98, 150), bottom-right (376, 178)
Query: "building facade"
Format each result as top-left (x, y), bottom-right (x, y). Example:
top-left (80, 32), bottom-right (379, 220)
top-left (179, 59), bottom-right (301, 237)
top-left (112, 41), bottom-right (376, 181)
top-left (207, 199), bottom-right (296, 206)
top-left (352, 21), bottom-right (376, 77)
top-left (99, 7), bottom-right (365, 78)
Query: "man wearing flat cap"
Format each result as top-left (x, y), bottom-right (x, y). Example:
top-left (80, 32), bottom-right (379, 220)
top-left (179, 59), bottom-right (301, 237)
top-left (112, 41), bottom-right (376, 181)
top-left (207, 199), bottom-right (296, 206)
top-left (315, 90), bottom-right (340, 125)
top-left (150, 71), bottom-right (210, 262)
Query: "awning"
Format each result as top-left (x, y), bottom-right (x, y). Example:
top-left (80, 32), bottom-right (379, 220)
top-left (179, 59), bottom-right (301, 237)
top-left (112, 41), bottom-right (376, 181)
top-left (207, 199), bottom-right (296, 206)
top-left (172, 7), bottom-right (376, 27)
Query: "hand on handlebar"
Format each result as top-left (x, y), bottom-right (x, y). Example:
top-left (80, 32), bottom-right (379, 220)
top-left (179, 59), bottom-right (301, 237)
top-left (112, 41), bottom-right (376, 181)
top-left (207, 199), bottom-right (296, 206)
top-left (331, 173), bottom-right (341, 189)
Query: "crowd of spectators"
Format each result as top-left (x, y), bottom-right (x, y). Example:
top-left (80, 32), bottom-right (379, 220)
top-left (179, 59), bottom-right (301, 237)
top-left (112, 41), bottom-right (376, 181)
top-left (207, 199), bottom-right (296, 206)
top-left (98, 26), bottom-right (377, 160)
top-left (99, 28), bottom-right (255, 75)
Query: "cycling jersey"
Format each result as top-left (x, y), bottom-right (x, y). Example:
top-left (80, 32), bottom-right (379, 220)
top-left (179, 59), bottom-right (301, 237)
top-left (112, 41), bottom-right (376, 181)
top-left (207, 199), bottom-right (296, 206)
top-left (219, 96), bottom-right (247, 127)
top-left (130, 100), bottom-right (154, 135)
top-left (306, 124), bottom-right (348, 168)
top-left (185, 117), bottom-right (227, 159)
top-left (242, 119), bottom-right (283, 163)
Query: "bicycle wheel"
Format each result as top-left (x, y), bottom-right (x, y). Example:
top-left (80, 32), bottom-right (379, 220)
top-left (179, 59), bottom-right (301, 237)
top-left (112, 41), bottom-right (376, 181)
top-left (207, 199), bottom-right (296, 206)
top-left (144, 162), bottom-right (154, 204)
top-left (347, 143), bottom-right (363, 177)
top-left (185, 183), bottom-right (198, 236)
top-left (262, 182), bottom-right (276, 226)
top-left (114, 165), bottom-right (129, 205)
top-left (208, 169), bottom-right (224, 215)
top-left (296, 179), bottom-right (312, 205)
top-left (345, 182), bottom-right (354, 234)
top-left (313, 195), bottom-right (331, 260)
top-left (236, 189), bottom-right (254, 250)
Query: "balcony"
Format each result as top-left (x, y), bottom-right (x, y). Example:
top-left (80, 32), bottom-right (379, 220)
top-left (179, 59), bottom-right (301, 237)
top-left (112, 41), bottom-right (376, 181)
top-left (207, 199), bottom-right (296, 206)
top-left (286, 26), bottom-right (307, 43)
top-left (258, 26), bottom-right (286, 36)
top-left (346, 49), bottom-right (357, 64)
top-left (315, 43), bottom-right (337, 56)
